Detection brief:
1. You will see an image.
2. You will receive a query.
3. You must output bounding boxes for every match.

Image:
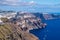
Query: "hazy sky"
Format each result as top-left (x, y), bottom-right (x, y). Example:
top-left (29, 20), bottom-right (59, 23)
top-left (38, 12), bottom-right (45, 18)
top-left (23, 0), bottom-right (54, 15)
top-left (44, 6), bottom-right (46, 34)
top-left (0, 0), bottom-right (60, 12)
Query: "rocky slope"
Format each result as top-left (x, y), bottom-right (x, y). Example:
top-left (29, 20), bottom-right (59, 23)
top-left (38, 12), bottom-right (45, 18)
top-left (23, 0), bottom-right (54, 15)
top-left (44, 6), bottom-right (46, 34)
top-left (10, 12), bottom-right (46, 31)
top-left (0, 23), bottom-right (39, 40)
top-left (0, 12), bottom-right (47, 40)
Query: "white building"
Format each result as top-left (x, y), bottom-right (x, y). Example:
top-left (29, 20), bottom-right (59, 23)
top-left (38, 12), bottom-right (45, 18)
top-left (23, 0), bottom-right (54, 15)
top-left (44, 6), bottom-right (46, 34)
top-left (0, 19), bottom-right (3, 23)
top-left (0, 15), bottom-right (3, 18)
top-left (0, 12), bottom-right (17, 19)
top-left (0, 19), bottom-right (4, 25)
top-left (24, 14), bottom-right (35, 18)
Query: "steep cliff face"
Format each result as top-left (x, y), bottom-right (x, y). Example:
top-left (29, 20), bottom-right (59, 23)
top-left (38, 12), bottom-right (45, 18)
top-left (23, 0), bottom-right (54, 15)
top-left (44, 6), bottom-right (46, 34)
top-left (10, 12), bottom-right (46, 31)
top-left (0, 23), bottom-right (39, 40)
top-left (0, 12), bottom-right (47, 40)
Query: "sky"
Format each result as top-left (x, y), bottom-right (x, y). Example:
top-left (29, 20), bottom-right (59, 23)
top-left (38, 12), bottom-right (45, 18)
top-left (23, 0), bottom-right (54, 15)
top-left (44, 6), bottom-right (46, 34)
top-left (0, 0), bottom-right (60, 12)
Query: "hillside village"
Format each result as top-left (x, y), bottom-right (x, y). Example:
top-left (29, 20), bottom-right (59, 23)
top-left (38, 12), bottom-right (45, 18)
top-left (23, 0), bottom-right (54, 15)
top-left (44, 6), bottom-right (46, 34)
top-left (1, 10), bottom-right (60, 40)
top-left (0, 10), bottom-right (60, 40)
top-left (0, 11), bottom-right (47, 40)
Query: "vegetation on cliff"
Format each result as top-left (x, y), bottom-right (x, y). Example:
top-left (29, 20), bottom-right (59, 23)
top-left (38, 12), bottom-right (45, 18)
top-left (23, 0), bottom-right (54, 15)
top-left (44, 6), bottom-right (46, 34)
top-left (0, 22), bottom-right (39, 40)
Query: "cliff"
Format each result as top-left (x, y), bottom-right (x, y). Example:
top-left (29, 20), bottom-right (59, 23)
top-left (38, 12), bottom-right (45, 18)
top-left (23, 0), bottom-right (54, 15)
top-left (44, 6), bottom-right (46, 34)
top-left (0, 12), bottom-right (47, 40)
top-left (0, 23), bottom-right (39, 40)
top-left (10, 12), bottom-right (46, 31)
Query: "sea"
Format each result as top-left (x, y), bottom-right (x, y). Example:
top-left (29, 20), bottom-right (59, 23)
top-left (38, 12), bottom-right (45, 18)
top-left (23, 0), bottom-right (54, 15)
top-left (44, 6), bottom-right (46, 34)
top-left (30, 18), bottom-right (60, 40)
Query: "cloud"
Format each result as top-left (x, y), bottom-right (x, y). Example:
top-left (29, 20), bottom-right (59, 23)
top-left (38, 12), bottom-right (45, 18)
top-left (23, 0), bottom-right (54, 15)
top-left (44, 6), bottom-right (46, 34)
top-left (0, 0), bottom-right (36, 6)
top-left (5, 0), bottom-right (19, 2)
top-left (0, 0), bottom-right (20, 6)
top-left (29, 1), bottom-right (35, 5)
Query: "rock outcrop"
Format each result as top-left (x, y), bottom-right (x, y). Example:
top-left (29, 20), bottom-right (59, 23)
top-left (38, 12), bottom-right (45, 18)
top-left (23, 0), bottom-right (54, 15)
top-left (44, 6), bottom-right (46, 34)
top-left (0, 23), bottom-right (39, 40)
top-left (0, 12), bottom-right (47, 40)
top-left (10, 12), bottom-right (46, 31)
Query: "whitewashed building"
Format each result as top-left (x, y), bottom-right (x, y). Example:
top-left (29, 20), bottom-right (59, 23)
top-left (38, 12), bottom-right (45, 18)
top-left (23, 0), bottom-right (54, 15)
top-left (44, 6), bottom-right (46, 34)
top-left (0, 19), bottom-right (4, 25)
top-left (0, 12), bottom-right (17, 19)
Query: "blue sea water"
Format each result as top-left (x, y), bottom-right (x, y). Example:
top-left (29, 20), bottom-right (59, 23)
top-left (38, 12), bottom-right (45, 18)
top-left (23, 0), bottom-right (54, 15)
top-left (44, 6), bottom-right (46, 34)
top-left (30, 18), bottom-right (60, 40)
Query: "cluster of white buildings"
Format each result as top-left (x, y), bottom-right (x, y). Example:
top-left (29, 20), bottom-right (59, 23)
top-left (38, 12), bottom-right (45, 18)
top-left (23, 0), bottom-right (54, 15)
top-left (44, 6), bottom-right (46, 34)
top-left (0, 12), bottom-right (17, 19)
top-left (18, 12), bottom-right (36, 19)
top-left (0, 18), bottom-right (3, 25)
top-left (23, 13), bottom-right (35, 18)
top-left (0, 11), bottom-right (17, 25)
